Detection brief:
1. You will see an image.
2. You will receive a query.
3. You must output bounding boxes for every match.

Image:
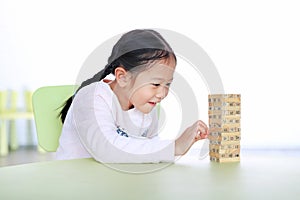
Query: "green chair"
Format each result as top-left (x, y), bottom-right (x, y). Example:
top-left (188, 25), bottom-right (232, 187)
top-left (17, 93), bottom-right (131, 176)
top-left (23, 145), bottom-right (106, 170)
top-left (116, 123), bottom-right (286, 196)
top-left (32, 85), bottom-right (77, 152)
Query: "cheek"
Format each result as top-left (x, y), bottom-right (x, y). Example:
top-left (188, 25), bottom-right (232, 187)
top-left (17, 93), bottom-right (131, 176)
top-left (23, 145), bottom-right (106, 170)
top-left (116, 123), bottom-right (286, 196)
top-left (165, 88), bottom-right (170, 96)
top-left (131, 87), bottom-right (154, 102)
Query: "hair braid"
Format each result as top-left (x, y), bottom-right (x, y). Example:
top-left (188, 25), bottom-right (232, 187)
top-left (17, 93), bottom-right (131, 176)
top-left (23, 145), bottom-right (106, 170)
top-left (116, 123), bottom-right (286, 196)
top-left (60, 63), bottom-right (113, 123)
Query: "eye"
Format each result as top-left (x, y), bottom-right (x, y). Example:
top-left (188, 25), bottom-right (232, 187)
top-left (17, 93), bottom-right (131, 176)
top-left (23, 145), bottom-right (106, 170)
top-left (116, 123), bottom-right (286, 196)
top-left (151, 83), bottom-right (161, 87)
top-left (166, 82), bottom-right (172, 87)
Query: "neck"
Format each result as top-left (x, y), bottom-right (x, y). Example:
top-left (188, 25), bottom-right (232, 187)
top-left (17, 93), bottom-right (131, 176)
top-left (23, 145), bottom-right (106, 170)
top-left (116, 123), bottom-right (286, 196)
top-left (109, 80), bottom-right (133, 110)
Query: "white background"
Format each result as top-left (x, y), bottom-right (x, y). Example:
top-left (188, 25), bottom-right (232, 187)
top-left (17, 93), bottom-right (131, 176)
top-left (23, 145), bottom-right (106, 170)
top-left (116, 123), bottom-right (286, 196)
top-left (1, 0), bottom-right (299, 148)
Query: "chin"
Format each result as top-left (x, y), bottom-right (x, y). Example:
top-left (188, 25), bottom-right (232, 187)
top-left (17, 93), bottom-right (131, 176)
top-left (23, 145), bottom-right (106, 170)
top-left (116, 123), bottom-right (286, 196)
top-left (137, 107), bottom-right (153, 114)
top-left (140, 110), bottom-right (152, 114)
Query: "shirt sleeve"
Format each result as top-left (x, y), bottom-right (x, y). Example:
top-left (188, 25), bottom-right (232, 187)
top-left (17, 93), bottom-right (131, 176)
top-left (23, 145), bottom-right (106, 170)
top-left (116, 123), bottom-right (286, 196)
top-left (71, 85), bottom-right (175, 163)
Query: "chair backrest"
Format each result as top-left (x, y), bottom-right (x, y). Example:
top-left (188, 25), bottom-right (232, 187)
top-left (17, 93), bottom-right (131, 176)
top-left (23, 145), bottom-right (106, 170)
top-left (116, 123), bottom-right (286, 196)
top-left (32, 85), bottom-right (77, 152)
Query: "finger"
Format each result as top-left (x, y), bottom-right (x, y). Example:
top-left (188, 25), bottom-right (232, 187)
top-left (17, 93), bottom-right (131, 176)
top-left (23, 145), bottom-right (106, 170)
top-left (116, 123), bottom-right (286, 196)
top-left (201, 132), bottom-right (208, 139)
top-left (196, 120), bottom-right (208, 133)
top-left (198, 120), bottom-right (208, 131)
top-left (199, 130), bottom-right (208, 139)
top-left (197, 129), bottom-right (207, 140)
top-left (198, 127), bottom-right (209, 139)
top-left (198, 124), bottom-right (208, 134)
top-left (197, 127), bottom-right (205, 135)
top-left (195, 133), bottom-right (202, 141)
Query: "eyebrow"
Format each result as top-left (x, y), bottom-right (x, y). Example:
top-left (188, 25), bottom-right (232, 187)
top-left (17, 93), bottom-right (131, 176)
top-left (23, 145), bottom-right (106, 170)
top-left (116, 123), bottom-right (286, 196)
top-left (151, 77), bottom-right (174, 82)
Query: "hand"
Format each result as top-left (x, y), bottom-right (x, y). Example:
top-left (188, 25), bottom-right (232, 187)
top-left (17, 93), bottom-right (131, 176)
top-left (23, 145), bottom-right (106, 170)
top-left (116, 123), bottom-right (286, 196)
top-left (195, 121), bottom-right (209, 140)
top-left (175, 120), bottom-right (209, 156)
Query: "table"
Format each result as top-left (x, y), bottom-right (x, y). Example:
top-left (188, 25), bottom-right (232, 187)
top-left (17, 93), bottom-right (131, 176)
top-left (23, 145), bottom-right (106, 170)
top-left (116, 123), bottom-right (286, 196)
top-left (0, 150), bottom-right (299, 200)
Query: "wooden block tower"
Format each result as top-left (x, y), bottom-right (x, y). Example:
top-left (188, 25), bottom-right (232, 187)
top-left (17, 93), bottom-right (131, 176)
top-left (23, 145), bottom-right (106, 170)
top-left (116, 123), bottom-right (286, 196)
top-left (208, 94), bottom-right (241, 162)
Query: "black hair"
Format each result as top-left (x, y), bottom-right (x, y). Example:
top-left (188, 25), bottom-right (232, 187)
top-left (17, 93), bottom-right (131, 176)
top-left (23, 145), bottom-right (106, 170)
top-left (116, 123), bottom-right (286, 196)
top-left (60, 29), bottom-right (176, 123)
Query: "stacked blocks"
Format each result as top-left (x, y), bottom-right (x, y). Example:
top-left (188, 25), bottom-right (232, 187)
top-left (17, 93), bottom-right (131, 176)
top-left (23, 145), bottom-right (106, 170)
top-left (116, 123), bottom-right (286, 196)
top-left (208, 94), bottom-right (241, 162)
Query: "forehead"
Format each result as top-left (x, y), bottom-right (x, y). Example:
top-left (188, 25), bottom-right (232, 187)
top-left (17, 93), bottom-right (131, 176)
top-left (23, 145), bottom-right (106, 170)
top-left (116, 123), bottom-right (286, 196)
top-left (137, 59), bottom-right (176, 80)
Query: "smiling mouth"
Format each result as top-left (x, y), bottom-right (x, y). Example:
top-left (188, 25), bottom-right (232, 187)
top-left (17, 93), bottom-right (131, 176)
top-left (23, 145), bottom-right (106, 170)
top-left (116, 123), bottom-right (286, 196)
top-left (148, 102), bottom-right (157, 106)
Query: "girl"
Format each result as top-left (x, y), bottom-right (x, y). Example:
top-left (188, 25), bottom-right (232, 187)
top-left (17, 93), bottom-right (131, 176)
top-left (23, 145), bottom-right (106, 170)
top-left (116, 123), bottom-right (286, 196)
top-left (57, 29), bottom-right (208, 163)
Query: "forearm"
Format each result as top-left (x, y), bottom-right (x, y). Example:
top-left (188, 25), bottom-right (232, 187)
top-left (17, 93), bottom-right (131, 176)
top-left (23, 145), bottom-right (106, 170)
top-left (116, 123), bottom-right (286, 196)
top-left (175, 132), bottom-right (196, 156)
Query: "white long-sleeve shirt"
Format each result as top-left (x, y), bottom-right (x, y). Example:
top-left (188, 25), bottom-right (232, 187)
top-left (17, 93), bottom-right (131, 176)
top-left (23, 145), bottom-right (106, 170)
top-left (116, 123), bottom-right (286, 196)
top-left (56, 81), bottom-right (175, 163)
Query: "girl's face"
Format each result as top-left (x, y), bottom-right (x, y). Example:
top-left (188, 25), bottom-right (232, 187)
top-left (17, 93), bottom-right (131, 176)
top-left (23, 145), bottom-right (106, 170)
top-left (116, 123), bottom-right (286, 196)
top-left (128, 58), bottom-right (176, 114)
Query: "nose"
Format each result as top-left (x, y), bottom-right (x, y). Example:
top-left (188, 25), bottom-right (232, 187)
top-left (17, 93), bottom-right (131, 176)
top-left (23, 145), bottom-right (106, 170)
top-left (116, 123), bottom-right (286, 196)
top-left (156, 85), bottom-right (169, 100)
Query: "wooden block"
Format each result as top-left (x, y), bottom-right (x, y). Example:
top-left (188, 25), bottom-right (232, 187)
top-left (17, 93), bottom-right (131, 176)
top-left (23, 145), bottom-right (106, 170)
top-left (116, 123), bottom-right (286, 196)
top-left (209, 142), bottom-right (240, 150)
top-left (208, 94), bottom-right (241, 103)
top-left (218, 148), bottom-right (240, 155)
top-left (208, 94), bottom-right (241, 98)
top-left (210, 157), bottom-right (240, 163)
top-left (209, 148), bottom-right (240, 156)
top-left (209, 125), bottom-right (241, 134)
top-left (208, 132), bottom-right (241, 142)
top-left (209, 153), bottom-right (240, 159)
top-left (210, 145), bottom-right (240, 159)
top-left (209, 122), bottom-right (241, 129)
top-left (208, 103), bottom-right (241, 109)
top-left (208, 116), bottom-right (241, 123)
top-left (208, 109), bottom-right (241, 115)
top-left (210, 140), bottom-right (241, 146)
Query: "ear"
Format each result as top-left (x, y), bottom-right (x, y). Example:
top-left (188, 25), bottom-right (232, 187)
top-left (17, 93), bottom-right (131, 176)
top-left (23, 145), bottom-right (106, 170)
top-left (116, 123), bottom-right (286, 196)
top-left (114, 67), bottom-right (130, 87)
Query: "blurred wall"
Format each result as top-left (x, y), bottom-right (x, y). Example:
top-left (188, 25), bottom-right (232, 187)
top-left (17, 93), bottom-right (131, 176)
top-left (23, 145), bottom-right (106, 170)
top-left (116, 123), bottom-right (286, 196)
top-left (1, 0), bottom-right (299, 148)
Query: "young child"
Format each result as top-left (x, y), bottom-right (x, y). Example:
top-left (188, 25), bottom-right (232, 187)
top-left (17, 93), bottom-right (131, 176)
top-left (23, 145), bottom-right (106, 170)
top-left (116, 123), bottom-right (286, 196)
top-left (56, 29), bottom-right (208, 163)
